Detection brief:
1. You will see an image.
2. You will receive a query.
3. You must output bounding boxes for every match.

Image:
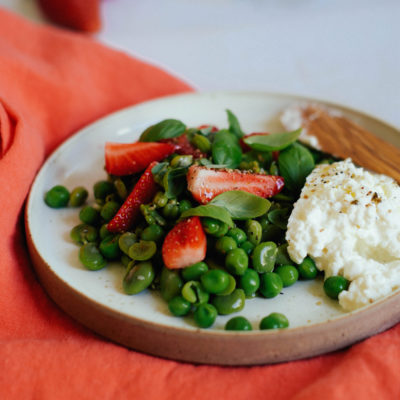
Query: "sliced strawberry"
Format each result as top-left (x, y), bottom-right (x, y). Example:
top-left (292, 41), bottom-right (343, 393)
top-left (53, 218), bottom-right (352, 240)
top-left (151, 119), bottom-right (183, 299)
top-left (105, 141), bottom-right (175, 176)
top-left (38, 0), bottom-right (101, 33)
top-left (187, 165), bottom-right (285, 204)
top-left (107, 162), bottom-right (158, 233)
top-left (162, 217), bottom-right (207, 269)
top-left (240, 133), bottom-right (279, 160)
top-left (162, 134), bottom-right (206, 159)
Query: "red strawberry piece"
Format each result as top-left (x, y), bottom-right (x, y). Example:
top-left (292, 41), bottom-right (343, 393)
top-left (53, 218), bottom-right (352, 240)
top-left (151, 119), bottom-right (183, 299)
top-left (187, 165), bottom-right (285, 204)
top-left (240, 133), bottom-right (280, 160)
top-left (162, 217), bottom-right (207, 269)
top-left (162, 134), bottom-right (206, 159)
top-left (107, 162), bottom-right (158, 233)
top-left (105, 141), bottom-right (175, 176)
top-left (38, 0), bottom-right (102, 33)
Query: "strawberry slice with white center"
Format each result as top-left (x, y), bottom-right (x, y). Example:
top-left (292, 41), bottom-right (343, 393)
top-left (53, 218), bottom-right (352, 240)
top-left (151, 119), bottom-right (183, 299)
top-left (187, 165), bottom-right (285, 204)
top-left (107, 161), bottom-right (158, 233)
top-left (162, 217), bottom-right (207, 269)
top-left (105, 141), bottom-right (175, 176)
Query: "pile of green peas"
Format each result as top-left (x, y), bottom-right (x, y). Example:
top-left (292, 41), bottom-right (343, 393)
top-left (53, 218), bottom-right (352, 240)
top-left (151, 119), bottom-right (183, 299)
top-left (44, 162), bottom-right (350, 331)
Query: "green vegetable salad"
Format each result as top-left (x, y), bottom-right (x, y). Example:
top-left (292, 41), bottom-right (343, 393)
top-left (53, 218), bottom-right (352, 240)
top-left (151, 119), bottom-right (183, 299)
top-left (44, 110), bottom-right (347, 331)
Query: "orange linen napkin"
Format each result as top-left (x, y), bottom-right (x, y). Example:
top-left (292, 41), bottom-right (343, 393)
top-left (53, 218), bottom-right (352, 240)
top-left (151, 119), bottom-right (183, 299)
top-left (1, 8), bottom-right (400, 400)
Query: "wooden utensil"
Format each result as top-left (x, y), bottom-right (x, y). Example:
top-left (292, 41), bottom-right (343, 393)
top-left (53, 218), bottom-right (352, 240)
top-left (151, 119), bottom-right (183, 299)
top-left (297, 105), bottom-right (400, 182)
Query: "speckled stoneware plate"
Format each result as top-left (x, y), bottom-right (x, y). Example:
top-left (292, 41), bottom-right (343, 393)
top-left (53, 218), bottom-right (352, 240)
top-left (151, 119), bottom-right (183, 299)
top-left (25, 92), bottom-right (400, 365)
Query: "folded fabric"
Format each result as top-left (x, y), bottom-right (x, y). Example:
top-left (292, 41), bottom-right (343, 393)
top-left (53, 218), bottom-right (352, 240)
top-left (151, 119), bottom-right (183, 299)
top-left (0, 8), bottom-right (399, 400)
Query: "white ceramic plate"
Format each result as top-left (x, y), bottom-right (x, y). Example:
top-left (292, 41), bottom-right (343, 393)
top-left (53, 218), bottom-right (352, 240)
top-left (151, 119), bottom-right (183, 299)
top-left (25, 92), bottom-right (400, 365)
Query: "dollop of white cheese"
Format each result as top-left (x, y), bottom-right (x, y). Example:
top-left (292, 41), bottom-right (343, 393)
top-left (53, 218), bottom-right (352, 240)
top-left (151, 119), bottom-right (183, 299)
top-left (286, 159), bottom-right (400, 311)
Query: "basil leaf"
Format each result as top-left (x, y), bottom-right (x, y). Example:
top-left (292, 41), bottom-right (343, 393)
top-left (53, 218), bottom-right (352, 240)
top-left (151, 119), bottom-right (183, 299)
top-left (163, 167), bottom-right (187, 199)
top-left (243, 128), bottom-right (302, 151)
top-left (226, 109), bottom-right (244, 139)
top-left (278, 142), bottom-right (315, 193)
top-left (211, 130), bottom-right (242, 168)
top-left (139, 119), bottom-right (186, 142)
top-left (210, 190), bottom-right (271, 220)
top-left (180, 205), bottom-right (234, 227)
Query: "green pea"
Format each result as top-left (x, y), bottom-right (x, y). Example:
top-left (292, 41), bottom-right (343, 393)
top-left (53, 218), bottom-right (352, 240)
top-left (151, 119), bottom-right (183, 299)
top-left (226, 227), bottom-right (247, 245)
top-left (160, 267), bottom-right (184, 302)
top-left (225, 316), bottom-right (252, 331)
top-left (191, 134), bottom-right (211, 153)
top-left (275, 243), bottom-right (292, 266)
top-left (245, 220), bottom-right (262, 245)
top-left (215, 236), bottom-right (237, 255)
top-left (251, 242), bottom-right (278, 273)
top-left (298, 256), bottom-right (318, 279)
top-left (99, 223), bottom-right (113, 240)
top-left (259, 272), bottom-right (283, 298)
top-left (69, 186), bottom-right (88, 207)
top-left (100, 201), bottom-right (120, 222)
top-left (70, 223), bottom-right (98, 245)
top-left (181, 281), bottom-right (209, 305)
top-left (260, 313), bottom-right (289, 330)
top-left (218, 274), bottom-right (236, 295)
top-left (170, 154), bottom-right (193, 168)
top-left (44, 185), bottom-right (70, 208)
top-left (181, 261), bottom-right (208, 281)
top-left (93, 180), bottom-right (114, 201)
top-left (79, 243), bottom-right (107, 271)
top-left (225, 248), bottom-right (248, 276)
top-left (324, 276), bottom-right (350, 300)
top-left (168, 295), bottom-right (191, 316)
top-left (113, 178), bottom-right (128, 200)
top-left (118, 232), bottom-right (137, 255)
top-left (162, 202), bottom-right (180, 219)
top-left (141, 224), bottom-right (164, 242)
top-left (239, 269), bottom-right (260, 298)
top-left (153, 191), bottom-right (168, 208)
top-left (202, 217), bottom-right (220, 235)
top-left (193, 304), bottom-right (217, 328)
top-left (128, 240), bottom-right (157, 261)
top-left (200, 270), bottom-right (230, 294)
top-left (99, 235), bottom-right (121, 260)
top-left (212, 289), bottom-right (245, 315)
top-left (79, 206), bottom-right (100, 225)
top-left (275, 265), bottom-right (299, 287)
top-left (239, 240), bottom-right (255, 255)
top-left (214, 222), bottom-right (229, 238)
top-left (178, 199), bottom-right (192, 214)
top-left (123, 261), bottom-right (155, 295)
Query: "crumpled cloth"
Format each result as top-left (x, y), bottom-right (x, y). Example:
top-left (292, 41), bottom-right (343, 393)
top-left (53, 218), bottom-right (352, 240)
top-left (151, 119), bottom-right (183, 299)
top-left (0, 8), bottom-right (399, 400)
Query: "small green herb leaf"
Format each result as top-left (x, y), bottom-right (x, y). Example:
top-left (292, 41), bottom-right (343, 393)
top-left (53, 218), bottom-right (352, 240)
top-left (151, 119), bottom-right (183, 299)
top-left (243, 129), bottom-right (302, 151)
top-left (226, 109), bottom-right (244, 139)
top-left (163, 167), bottom-right (187, 199)
top-left (140, 119), bottom-right (186, 142)
top-left (210, 190), bottom-right (271, 220)
top-left (278, 142), bottom-right (315, 193)
top-left (180, 205), bottom-right (234, 227)
top-left (211, 130), bottom-right (242, 168)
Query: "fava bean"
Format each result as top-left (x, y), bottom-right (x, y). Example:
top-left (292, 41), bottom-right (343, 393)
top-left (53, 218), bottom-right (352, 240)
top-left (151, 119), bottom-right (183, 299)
top-left (212, 289), bottom-right (245, 315)
top-left (259, 272), bottom-right (283, 298)
top-left (252, 242), bottom-right (277, 273)
top-left (160, 267), bottom-right (183, 302)
top-left (181, 261), bottom-right (208, 281)
top-left (79, 243), bottom-right (106, 271)
top-left (69, 186), bottom-right (88, 207)
top-left (123, 261), bottom-right (155, 295)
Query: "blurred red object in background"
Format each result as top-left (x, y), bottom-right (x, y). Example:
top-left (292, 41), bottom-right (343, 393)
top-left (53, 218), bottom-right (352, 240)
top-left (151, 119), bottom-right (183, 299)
top-left (37, 0), bottom-right (101, 33)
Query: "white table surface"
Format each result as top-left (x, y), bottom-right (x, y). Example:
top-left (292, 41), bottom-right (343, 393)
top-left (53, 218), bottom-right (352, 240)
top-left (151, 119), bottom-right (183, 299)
top-left (1, 0), bottom-right (399, 129)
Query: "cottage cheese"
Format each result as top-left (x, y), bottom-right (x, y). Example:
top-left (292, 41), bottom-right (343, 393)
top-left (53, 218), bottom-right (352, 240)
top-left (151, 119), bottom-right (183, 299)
top-left (286, 159), bottom-right (400, 311)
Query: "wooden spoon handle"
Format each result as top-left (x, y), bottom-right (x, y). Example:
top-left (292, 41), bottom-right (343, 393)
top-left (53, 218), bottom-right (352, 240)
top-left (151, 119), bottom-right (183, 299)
top-left (298, 105), bottom-right (400, 182)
